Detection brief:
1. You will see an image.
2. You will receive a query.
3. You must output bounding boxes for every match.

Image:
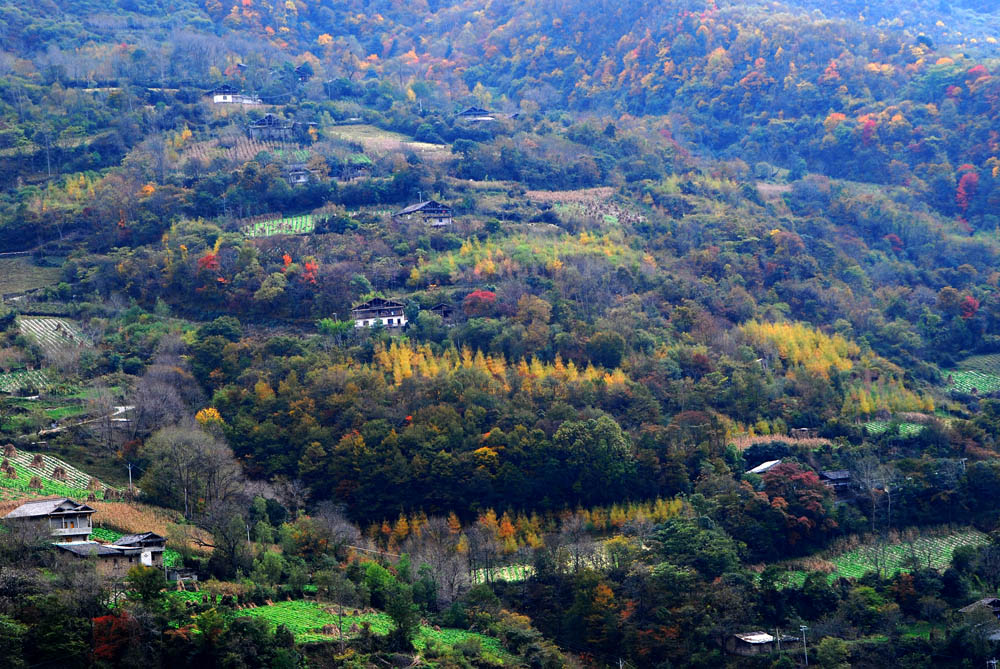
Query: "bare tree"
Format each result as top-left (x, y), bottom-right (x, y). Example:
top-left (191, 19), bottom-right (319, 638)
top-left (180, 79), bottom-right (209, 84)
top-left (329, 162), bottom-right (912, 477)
top-left (87, 382), bottom-right (125, 457)
top-left (404, 516), bottom-right (470, 605)
top-left (139, 424), bottom-right (244, 518)
top-left (313, 501), bottom-right (362, 557)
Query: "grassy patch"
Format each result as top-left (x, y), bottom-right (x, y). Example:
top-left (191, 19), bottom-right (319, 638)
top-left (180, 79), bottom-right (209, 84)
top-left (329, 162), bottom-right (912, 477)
top-left (328, 124), bottom-right (449, 162)
top-left (0, 258), bottom-right (61, 295)
top-left (957, 353), bottom-right (1000, 376)
top-left (0, 460), bottom-right (97, 499)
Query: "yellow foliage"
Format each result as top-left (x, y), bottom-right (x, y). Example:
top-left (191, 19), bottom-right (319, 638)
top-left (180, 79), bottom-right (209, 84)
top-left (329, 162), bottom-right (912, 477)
top-left (195, 407), bottom-right (224, 425)
top-left (742, 320), bottom-right (859, 378)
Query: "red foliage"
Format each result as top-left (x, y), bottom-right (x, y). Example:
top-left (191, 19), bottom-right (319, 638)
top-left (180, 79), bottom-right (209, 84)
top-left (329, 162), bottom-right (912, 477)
top-left (960, 295), bottom-right (980, 319)
top-left (93, 613), bottom-right (135, 661)
top-left (197, 252), bottom-right (219, 272)
top-left (946, 85), bottom-right (962, 98)
top-left (956, 171), bottom-right (979, 211)
top-left (282, 253), bottom-right (293, 271)
top-left (463, 289), bottom-right (498, 316)
top-left (302, 260), bottom-right (319, 285)
top-left (883, 233), bottom-right (903, 252)
top-left (861, 118), bottom-right (877, 145)
top-left (967, 64), bottom-right (989, 80)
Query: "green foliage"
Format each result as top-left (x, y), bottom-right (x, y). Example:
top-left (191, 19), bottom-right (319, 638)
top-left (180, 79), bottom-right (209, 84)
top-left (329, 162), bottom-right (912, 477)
top-left (126, 566), bottom-right (166, 605)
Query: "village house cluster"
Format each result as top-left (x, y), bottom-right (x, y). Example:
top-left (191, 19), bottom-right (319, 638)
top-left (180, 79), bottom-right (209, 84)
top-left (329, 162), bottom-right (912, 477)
top-left (3, 497), bottom-right (166, 579)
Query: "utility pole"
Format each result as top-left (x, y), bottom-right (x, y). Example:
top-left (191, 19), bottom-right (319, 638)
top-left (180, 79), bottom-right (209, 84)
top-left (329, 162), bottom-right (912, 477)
top-left (800, 625), bottom-right (808, 667)
top-left (126, 462), bottom-right (133, 491)
top-left (775, 629), bottom-right (781, 652)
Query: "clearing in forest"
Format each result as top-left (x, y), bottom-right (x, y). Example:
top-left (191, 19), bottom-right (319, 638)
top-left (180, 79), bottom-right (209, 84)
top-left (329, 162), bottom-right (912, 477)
top-left (328, 124), bottom-right (449, 162)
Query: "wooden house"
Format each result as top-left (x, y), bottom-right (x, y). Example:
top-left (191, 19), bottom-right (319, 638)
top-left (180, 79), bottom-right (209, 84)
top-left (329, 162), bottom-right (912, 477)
top-left (351, 298), bottom-right (407, 329)
top-left (819, 470), bottom-right (853, 498)
top-left (282, 163), bottom-right (316, 185)
top-left (457, 107), bottom-right (496, 123)
top-left (393, 200), bottom-right (453, 227)
top-left (430, 303), bottom-right (455, 323)
top-left (55, 532), bottom-right (165, 579)
top-left (247, 114), bottom-right (294, 141)
top-left (960, 598), bottom-right (1000, 619)
top-left (3, 497), bottom-right (95, 543)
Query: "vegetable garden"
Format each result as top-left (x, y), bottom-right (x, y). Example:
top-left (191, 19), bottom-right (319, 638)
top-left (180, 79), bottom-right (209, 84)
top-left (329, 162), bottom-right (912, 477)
top-left (0, 369), bottom-right (52, 394)
top-left (949, 369), bottom-right (1000, 394)
top-left (242, 215), bottom-right (315, 238)
top-left (240, 600), bottom-right (510, 659)
top-left (864, 421), bottom-right (925, 437)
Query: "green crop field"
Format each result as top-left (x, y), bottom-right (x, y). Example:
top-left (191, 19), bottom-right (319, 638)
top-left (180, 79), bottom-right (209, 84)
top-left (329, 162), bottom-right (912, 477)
top-left (0, 369), bottom-right (52, 394)
top-left (948, 369), bottom-right (1000, 394)
top-left (472, 563), bottom-right (534, 584)
top-left (242, 214), bottom-right (315, 238)
top-left (241, 600), bottom-right (510, 660)
top-left (91, 527), bottom-right (182, 567)
top-left (0, 461), bottom-right (93, 498)
top-left (0, 448), bottom-right (116, 500)
top-left (777, 529), bottom-right (988, 587)
top-left (864, 421), bottom-right (925, 437)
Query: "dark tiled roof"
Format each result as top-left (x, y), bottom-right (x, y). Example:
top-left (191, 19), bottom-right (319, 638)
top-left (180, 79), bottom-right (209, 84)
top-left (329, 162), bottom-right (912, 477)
top-left (394, 200), bottom-right (450, 216)
top-left (55, 542), bottom-right (120, 557)
top-left (5, 498), bottom-right (95, 519)
top-left (352, 297), bottom-right (405, 311)
top-left (113, 532), bottom-right (165, 547)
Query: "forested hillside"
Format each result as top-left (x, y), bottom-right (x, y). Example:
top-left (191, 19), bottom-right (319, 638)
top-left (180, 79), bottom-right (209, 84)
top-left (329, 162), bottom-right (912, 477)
top-left (2, 0), bottom-right (1000, 666)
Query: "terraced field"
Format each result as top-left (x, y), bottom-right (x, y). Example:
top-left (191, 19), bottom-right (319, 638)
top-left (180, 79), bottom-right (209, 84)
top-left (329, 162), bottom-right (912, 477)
top-left (242, 215), bottom-right (315, 238)
top-left (778, 529), bottom-right (988, 587)
top-left (0, 448), bottom-right (111, 500)
top-left (949, 369), bottom-right (1000, 394)
top-left (18, 317), bottom-right (89, 353)
top-left (0, 369), bottom-right (52, 394)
